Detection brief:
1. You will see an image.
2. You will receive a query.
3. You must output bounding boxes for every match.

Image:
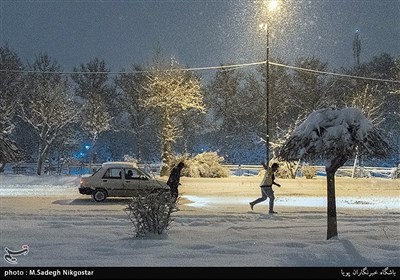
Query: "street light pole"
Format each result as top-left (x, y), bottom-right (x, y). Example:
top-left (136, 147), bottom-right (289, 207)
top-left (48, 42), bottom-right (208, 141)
top-left (265, 20), bottom-right (270, 164)
top-left (261, 0), bottom-right (278, 165)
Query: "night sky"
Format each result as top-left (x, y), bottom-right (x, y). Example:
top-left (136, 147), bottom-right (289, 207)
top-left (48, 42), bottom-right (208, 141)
top-left (1, 0), bottom-right (399, 73)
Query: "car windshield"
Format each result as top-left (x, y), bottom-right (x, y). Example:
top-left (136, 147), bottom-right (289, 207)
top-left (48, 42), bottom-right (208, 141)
top-left (138, 168), bottom-right (151, 179)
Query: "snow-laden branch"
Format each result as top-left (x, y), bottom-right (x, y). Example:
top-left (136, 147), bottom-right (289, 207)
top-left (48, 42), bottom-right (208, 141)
top-left (279, 107), bottom-right (391, 165)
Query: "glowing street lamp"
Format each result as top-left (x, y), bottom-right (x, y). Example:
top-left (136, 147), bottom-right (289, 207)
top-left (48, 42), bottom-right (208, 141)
top-left (259, 0), bottom-right (279, 164)
top-left (267, 0), bottom-right (279, 11)
top-left (85, 145), bottom-right (91, 171)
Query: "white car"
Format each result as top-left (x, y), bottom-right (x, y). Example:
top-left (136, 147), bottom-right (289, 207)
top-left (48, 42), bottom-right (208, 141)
top-left (78, 162), bottom-right (169, 202)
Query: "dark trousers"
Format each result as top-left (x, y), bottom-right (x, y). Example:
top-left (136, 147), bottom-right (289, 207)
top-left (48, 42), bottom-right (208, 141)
top-left (169, 184), bottom-right (179, 200)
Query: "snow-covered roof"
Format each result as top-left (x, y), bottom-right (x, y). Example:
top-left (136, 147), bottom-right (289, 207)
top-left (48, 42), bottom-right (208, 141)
top-left (101, 161), bottom-right (138, 168)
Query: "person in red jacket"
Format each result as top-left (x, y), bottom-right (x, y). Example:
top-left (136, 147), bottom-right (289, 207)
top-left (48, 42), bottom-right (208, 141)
top-left (249, 162), bottom-right (281, 214)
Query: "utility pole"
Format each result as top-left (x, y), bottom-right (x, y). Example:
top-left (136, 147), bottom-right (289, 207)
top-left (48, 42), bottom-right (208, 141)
top-left (353, 30), bottom-right (361, 67)
top-left (265, 22), bottom-right (270, 164)
top-left (260, 0), bottom-right (278, 164)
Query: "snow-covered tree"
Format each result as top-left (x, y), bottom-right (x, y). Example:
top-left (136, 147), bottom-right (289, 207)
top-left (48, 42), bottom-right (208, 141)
top-left (115, 65), bottom-right (157, 161)
top-left (204, 69), bottom-right (260, 163)
top-left (270, 117), bottom-right (304, 178)
top-left (258, 58), bottom-right (295, 145)
top-left (0, 45), bottom-right (25, 169)
top-left (71, 58), bottom-right (114, 166)
top-left (347, 84), bottom-right (387, 175)
top-left (392, 57), bottom-right (400, 95)
top-left (349, 85), bottom-right (385, 125)
top-left (0, 135), bottom-right (22, 170)
top-left (20, 53), bottom-right (79, 175)
top-left (278, 107), bottom-right (391, 239)
top-left (292, 57), bottom-right (331, 116)
top-left (143, 57), bottom-right (205, 176)
top-left (206, 67), bottom-right (242, 158)
top-left (337, 53), bottom-right (399, 162)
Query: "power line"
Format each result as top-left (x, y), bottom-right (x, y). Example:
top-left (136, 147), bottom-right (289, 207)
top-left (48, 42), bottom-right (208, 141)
top-left (1, 60), bottom-right (399, 84)
top-left (270, 61), bottom-right (400, 84)
top-left (0, 61), bottom-right (266, 75)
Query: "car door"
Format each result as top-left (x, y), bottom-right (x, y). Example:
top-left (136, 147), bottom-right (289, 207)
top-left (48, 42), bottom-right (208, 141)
top-left (101, 168), bottom-right (124, 197)
top-left (123, 168), bottom-right (151, 196)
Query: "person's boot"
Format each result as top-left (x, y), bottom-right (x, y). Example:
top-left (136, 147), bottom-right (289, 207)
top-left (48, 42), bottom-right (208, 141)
top-left (269, 210), bottom-right (277, 214)
top-left (249, 202), bottom-right (254, 211)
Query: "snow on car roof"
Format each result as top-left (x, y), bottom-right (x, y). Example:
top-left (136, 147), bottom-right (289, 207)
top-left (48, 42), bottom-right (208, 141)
top-left (101, 161), bottom-right (138, 168)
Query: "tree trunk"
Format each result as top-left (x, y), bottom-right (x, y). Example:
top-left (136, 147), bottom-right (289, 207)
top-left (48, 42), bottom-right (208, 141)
top-left (325, 156), bottom-right (348, 240)
top-left (326, 170), bottom-right (338, 239)
top-left (160, 139), bottom-right (172, 177)
top-left (37, 142), bottom-right (50, 175)
top-left (89, 132), bottom-right (98, 172)
top-left (37, 156), bottom-right (44, 175)
top-left (351, 152), bottom-right (358, 178)
top-left (0, 161), bottom-right (5, 173)
top-left (292, 159), bottom-right (301, 179)
top-left (160, 114), bottom-right (175, 177)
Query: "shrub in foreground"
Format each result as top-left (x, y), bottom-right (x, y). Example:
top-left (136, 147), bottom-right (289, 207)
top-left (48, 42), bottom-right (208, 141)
top-left (125, 190), bottom-right (178, 237)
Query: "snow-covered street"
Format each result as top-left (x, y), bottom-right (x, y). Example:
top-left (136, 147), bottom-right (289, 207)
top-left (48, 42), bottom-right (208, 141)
top-left (1, 175), bottom-right (399, 267)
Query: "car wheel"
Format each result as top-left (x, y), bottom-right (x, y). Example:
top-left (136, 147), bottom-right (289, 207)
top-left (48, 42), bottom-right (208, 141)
top-left (92, 189), bottom-right (107, 202)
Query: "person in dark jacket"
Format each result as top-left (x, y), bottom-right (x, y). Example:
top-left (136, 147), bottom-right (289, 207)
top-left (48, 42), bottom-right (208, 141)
top-left (249, 162), bottom-right (281, 214)
top-left (167, 161), bottom-right (185, 201)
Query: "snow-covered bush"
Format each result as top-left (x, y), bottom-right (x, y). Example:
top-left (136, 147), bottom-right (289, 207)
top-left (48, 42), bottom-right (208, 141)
top-left (268, 160), bottom-right (300, 179)
top-left (170, 152), bottom-right (229, 178)
top-left (184, 152), bottom-right (230, 178)
top-left (123, 155), bottom-right (138, 164)
top-left (391, 166), bottom-right (400, 179)
top-left (257, 161), bottom-right (294, 179)
top-left (301, 165), bottom-right (317, 179)
top-left (125, 190), bottom-right (178, 237)
top-left (168, 153), bottom-right (190, 169)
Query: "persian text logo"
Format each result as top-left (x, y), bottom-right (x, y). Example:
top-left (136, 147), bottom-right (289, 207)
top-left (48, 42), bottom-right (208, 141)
top-left (4, 245), bottom-right (29, 265)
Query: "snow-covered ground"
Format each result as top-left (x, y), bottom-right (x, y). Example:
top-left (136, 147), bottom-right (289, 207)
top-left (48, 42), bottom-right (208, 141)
top-left (0, 174), bottom-right (399, 268)
top-left (1, 175), bottom-right (398, 210)
top-left (0, 175), bottom-right (78, 196)
top-left (184, 195), bottom-right (400, 210)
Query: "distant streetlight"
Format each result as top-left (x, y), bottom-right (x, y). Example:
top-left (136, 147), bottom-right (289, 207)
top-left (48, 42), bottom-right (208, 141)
top-left (85, 145), bottom-right (91, 171)
top-left (259, 0), bottom-right (279, 164)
